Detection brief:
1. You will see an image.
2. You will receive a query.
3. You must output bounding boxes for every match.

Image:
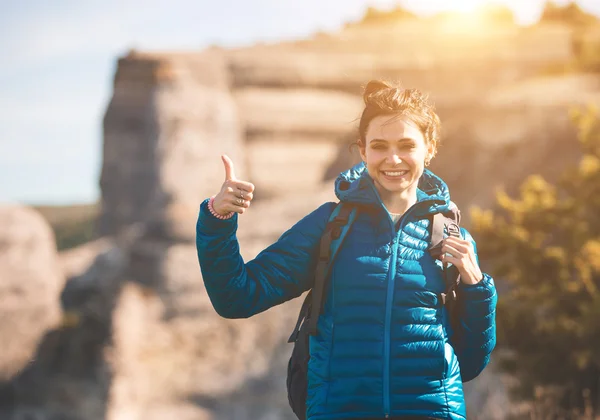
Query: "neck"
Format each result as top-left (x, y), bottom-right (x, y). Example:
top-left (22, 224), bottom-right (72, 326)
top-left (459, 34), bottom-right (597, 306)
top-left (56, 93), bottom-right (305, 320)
top-left (378, 184), bottom-right (418, 215)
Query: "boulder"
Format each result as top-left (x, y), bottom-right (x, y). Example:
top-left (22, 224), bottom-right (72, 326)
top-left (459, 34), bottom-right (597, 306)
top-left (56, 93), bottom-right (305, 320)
top-left (0, 206), bottom-right (63, 381)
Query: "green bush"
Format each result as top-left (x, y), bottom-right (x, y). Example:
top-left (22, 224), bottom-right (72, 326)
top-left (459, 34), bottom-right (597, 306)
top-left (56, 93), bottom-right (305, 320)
top-left (471, 105), bottom-right (600, 418)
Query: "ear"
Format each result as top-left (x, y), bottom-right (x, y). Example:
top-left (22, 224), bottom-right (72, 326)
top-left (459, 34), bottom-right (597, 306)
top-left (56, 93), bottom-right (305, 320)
top-left (358, 140), bottom-right (367, 162)
top-left (425, 142), bottom-right (435, 165)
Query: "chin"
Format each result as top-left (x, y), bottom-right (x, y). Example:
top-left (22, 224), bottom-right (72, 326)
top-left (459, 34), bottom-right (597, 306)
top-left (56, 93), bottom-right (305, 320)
top-left (380, 183), bottom-right (409, 194)
top-left (386, 176), bottom-right (421, 194)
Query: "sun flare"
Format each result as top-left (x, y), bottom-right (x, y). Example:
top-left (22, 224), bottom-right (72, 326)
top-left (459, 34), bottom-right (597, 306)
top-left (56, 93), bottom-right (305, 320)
top-left (445, 0), bottom-right (487, 13)
top-left (429, 0), bottom-right (512, 32)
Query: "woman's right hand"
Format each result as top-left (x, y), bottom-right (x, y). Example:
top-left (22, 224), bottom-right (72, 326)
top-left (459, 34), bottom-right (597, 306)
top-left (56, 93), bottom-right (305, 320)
top-left (212, 155), bottom-right (255, 216)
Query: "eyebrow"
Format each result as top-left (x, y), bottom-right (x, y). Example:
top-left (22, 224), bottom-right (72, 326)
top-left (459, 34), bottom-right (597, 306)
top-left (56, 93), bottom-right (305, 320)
top-left (369, 138), bottom-right (416, 144)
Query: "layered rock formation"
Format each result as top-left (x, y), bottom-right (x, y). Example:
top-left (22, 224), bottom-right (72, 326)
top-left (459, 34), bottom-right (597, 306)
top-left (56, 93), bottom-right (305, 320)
top-left (99, 51), bottom-right (246, 241)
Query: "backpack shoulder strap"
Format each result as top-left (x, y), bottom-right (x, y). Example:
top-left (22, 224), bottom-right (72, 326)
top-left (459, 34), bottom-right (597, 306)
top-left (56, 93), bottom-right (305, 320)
top-left (306, 201), bottom-right (358, 336)
top-left (282, 203), bottom-right (356, 336)
top-left (287, 202), bottom-right (359, 343)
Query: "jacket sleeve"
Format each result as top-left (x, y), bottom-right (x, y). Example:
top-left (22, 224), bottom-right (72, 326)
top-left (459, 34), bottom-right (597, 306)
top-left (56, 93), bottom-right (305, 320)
top-left (196, 198), bottom-right (335, 319)
top-left (453, 228), bottom-right (498, 382)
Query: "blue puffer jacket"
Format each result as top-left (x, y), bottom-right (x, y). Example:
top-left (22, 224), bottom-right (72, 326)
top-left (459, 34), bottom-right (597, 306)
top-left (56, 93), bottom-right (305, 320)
top-left (196, 163), bottom-right (497, 420)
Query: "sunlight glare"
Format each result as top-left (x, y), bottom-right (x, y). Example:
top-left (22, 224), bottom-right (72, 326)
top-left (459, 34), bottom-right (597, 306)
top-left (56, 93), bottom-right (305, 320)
top-left (432, 0), bottom-right (505, 33)
top-left (449, 0), bottom-right (488, 13)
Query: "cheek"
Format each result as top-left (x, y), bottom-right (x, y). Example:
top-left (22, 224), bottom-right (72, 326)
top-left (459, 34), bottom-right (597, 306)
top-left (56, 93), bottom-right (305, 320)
top-left (366, 148), bottom-right (387, 162)
top-left (408, 150), bottom-right (427, 166)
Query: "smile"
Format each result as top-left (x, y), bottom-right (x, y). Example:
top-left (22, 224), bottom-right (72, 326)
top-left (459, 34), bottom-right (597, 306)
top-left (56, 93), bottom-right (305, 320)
top-left (382, 170), bottom-right (408, 177)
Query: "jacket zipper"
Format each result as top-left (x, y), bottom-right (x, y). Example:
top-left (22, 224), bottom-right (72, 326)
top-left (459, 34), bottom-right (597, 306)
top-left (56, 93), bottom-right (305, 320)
top-left (440, 306), bottom-right (448, 380)
top-left (383, 205), bottom-right (421, 417)
top-left (383, 236), bottom-right (399, 416)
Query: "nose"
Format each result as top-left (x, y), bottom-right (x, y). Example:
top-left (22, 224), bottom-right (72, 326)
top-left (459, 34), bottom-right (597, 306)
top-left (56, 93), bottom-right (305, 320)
top-left (386, 153), bottom-right (402, 165)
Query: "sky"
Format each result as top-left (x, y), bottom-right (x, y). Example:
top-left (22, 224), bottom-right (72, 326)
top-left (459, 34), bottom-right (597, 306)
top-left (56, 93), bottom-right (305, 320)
top-left (1, 0), bottom-right (599, 205)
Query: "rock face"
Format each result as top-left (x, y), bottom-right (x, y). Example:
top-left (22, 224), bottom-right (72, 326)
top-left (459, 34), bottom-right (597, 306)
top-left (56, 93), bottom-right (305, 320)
top-left (99, 51), bottom-right (245, 242)
top-left (0, 206), bottom-right (63, 381)
top-left (228, 23), bottom-right (573, 92)
top-left (0, 229), bottom-right (137, 420)
top-left (236, 87), bottom-right (362, 197)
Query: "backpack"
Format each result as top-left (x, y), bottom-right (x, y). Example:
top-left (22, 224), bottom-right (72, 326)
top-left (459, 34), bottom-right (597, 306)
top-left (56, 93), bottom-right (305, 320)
top-left (285, 201), bottom-right (463, 420)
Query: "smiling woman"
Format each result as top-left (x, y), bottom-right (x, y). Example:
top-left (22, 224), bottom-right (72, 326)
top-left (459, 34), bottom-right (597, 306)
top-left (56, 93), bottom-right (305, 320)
top-left (196, 79), bottom-right (498, 420)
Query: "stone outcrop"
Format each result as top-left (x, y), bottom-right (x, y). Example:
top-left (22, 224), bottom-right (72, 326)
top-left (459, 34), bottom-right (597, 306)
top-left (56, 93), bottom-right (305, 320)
top-left (228, 23), bottom-right (573, 92)
top-left (99, 51), bottom-right (245, 242)
top-left (236, 87), bottom-right (362, 197)
top-left (0, 227), bottom-right (139, 420)
top-left (0, 206), bottom-right (63, 382)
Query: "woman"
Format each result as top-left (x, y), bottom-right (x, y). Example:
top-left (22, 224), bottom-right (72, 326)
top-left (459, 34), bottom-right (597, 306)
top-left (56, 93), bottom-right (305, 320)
top-left (196, 80), bottom-right (497, 420)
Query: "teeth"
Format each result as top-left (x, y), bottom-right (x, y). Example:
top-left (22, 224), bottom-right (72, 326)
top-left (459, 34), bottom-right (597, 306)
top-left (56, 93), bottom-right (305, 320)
top-left (384, 171), bottom-right (407, 176)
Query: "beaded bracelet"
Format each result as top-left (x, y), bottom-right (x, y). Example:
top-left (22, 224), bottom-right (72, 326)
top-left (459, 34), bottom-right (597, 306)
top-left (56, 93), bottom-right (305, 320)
top-left (208, 196), bottom-right (235, 220)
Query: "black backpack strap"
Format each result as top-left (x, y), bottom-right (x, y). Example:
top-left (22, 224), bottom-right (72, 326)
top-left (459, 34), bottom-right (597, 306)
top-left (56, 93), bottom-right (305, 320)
top-left (287, 202), bottom-right (358, 342)
top-left (287, 290), bottom-right (312, 343)
top-left (306, 202), bottom-right (356, 336)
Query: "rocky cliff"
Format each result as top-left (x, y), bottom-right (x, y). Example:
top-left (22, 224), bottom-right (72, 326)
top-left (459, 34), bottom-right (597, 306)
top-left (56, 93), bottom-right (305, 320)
top-left (1, 19), bottom-right (600, 420)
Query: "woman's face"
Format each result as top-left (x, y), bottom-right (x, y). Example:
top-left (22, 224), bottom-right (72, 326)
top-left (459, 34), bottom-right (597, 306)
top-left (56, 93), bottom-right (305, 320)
top-left (360, 115), bottom-right (432, 200)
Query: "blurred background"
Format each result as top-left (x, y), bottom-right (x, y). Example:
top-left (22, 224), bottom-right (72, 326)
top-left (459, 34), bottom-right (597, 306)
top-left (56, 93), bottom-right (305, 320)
top-left (1, 1), bottom-right (600, 419)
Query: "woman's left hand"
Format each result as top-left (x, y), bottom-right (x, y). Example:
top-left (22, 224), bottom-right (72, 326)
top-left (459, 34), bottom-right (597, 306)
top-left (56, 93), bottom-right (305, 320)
top-left (440, 236), bottom-right (483, 285)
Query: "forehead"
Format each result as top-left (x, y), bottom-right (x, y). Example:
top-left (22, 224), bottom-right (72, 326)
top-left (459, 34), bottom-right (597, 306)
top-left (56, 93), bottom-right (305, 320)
top-left (365, 115), bottom-right (424, 142)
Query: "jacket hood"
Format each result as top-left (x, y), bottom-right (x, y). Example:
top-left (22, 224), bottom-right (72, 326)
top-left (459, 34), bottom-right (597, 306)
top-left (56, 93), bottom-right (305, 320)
top-left (334, 161), bottom-right (453, 216)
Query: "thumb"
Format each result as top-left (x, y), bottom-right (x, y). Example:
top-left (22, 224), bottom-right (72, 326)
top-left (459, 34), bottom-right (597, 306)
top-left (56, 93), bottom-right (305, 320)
top-left (221, 154), bottom-right (236, 181)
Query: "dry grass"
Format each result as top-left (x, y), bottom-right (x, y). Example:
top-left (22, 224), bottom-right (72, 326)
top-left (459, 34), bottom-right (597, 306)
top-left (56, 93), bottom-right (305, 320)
top-left (32, 203), bottom-right (100, 250)
top-left (33, 203), bottom-right (99, 227)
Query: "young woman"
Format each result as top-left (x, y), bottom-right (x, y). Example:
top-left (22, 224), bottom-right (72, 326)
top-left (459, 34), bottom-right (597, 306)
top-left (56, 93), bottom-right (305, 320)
top-left (196, 80), bottom-right (497, 420)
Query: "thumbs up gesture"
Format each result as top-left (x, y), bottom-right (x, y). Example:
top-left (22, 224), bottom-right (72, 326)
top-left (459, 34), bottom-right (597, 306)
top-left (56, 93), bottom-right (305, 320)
top-left (212, 155), bottom-right (255, 216)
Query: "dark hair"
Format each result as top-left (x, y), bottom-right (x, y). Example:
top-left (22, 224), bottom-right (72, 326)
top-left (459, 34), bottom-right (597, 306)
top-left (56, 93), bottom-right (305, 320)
top-left (355, 80), bottom-right (441, 165)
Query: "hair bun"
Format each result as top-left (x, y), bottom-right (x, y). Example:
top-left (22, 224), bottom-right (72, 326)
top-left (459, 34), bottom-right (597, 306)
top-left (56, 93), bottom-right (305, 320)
top-left (363, 80), bottom-right (392, 104)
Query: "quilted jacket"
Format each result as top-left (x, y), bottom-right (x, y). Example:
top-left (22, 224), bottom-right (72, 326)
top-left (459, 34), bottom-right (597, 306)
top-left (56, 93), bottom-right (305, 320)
top-left (196, 163), bottom-right (497, 420)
